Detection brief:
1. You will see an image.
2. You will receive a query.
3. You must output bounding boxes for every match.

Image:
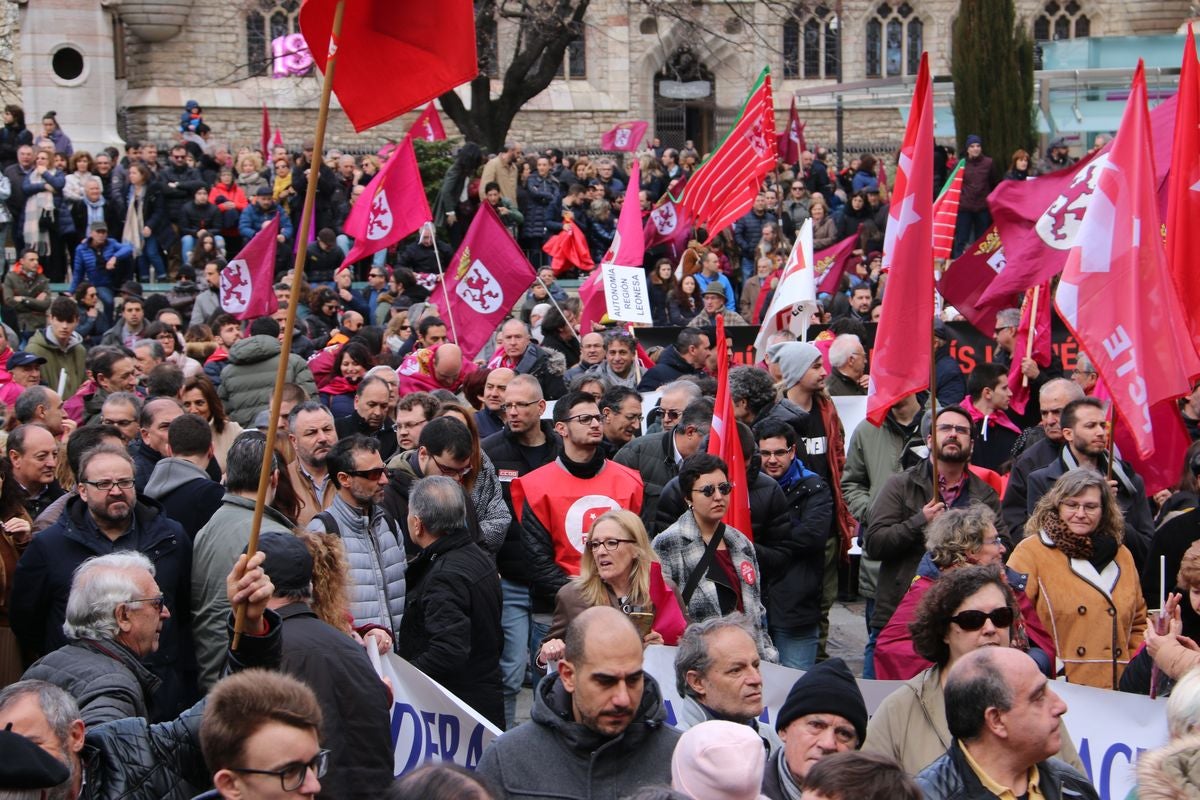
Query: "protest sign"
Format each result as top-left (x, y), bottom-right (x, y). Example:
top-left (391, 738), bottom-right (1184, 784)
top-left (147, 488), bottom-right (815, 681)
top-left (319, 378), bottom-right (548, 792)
top-left (600, 263), bottom-right (653, 323)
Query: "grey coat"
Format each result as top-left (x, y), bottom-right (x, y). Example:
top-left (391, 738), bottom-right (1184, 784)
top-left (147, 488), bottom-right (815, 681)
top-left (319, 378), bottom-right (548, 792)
top-left (216, 335), bottom-right (317, 426)
top-left (24, 637), bottom-right (161, 727)
top-left (307, 494), bottom-right (406, 637)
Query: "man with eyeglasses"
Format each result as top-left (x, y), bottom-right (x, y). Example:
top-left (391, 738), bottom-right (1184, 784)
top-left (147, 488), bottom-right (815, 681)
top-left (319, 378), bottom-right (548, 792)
top-left (826, 334), bottom-right (869, 397)
top-left (863, 406), bottom-right (1007, 639)
top-left (1025, 397), bottom-right (1154, 570)
top-left (646, 380), bottom-right (703, 434)
top-left (616, 397), bottom-right (712, 532)
top-left (512, 391), bottom-right (644, 673)
top-left (309, 434), bottom-right (406, 643)
top-left (12, 444), bottom-right (197, 719)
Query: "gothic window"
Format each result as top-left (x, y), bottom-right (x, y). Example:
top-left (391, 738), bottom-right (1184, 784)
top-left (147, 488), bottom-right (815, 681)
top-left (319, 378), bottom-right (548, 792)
top-left (245, 0), bottom-right (308, 79)
top-left (1034, 1), bottom-right (1090, 41)
top-left (555, 24), bottom-right (587, 79)
top-left (783, 5), bottom-right (839, 80)
top-left (866, 2), bottom-right (923, 79)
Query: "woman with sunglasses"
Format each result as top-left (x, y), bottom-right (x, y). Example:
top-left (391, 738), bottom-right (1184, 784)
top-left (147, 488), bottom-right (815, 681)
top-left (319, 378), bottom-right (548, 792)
top-left (863, 565), bottom-right (1085, 775)
top-left (653, 453), bottom-right (776, 660)
top-left (1008, 467), bottom-right (1147, 689)
top-left (536, 510), bottom-right (687, 668)
top-left (873, 504), bottom-right (1054, 680)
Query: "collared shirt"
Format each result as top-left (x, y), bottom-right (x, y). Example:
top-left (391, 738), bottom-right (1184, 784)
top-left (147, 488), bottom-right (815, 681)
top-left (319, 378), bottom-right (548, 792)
top-left (297, 462), bottom-right (330, 502)
top-left (960, 741), bottom-right (1044, 800)
top-left (938, 471), bottom-right (967, 508)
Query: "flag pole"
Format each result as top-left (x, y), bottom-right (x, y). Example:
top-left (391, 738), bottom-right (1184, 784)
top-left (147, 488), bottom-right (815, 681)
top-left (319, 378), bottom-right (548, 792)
top-left (233, 0), bottom-right (345, 650)
top-left (1022, 284), bottom-right (1040, 388)
top-left (1106, 411), bottom-right (1117, 483)
top-left (428, 221), bottom-right (460, 343)
top-left (536, 275), bottom-right (584, 343)
top-left (929, 317), bottom-right (940, 504)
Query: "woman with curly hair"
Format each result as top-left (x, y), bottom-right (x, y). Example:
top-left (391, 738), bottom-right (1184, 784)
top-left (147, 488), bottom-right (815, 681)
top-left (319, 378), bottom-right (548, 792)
top-left (181, 374), bottom-right (244, 473)
top-left (1008, 467), bottom-right (1147, 689)
top-left (863, 565), bottom-right (1083, 775)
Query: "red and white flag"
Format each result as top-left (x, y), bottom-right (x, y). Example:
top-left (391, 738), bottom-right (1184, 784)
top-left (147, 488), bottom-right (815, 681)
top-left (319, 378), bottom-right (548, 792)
top-left (932, 159), bottom-right (964, 260)
top-left (600, 121), bottom-right (649, 153)
top-left (754, 218), bottom-right (817, 362)
top-left (1054, 61), bottom-right (1200, 462)
top-left (678, 67), bottom-right (777, 243)
top-left (1006, 282), bottom-right (1052, 416)
top-left (867, 53), bottom-right (935, 427)
top-left (1168, 24), bottom-right (1200, 357)
top-left (936, 226), bottom-right (1017, 336)
top-left (341, 136), bottom-right (430, 267)
top-left (220, 216), bottom-right (280, 321)
top-left (778, 97), bottom-right (805, 165)
top-left (644, 175), bottom-right (693, 260)
top-left (410, 103), bottom-right (447, 141)
top-left (708, 316), bottom-right (753, 539)
top-left (439, 203), bottom-right (537, 361)
top-left (814, 235), bottom-right (862, 295)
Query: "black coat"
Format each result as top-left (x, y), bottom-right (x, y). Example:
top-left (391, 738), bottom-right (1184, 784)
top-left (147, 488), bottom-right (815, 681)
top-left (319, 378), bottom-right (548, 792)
top-left (1000, 436), bottom-right (1062, 536)
top-left (637, 345), bottom-right (703, 392)
top-left (915, 743), bottom-right (1097, 800)
top-left (613, 431), bottom-right (678, 533)
top-left (70, 199), bottom-right (125, 239)
top-left (397, 240), bottom-right (452, 273)
top-left (760, 468), bottom-right (834, 631)
top-left (151, 475), bottom-right (224, 540)
top-left (178, 201), bottom-right (220, 238)
top-left (158, 165), bottom-right (205, 224)
top-left (1143, 508), bottom-right (1200, 608)
top-left (398, 529), bottom-right (504, 729)
top-left (335, 411), bottom-right (398, 462)
top-left (276, 603), bottom-right (394, 799)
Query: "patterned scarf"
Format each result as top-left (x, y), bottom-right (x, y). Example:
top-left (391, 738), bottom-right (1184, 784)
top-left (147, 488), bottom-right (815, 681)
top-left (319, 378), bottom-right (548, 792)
top-left (1042, 512), bottom-right (1119, 567)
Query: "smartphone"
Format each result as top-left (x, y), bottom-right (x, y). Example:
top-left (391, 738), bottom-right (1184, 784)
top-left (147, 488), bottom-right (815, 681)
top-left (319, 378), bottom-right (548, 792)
top-left (628, 611), bottom-right (654, 639)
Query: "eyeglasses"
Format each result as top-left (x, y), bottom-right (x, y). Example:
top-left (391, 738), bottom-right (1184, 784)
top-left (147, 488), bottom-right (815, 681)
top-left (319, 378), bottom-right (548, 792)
top-left (81, 477), bottom-right (136, 492)
top-left (587, 538), bottom-right (636, 551)
top-left (1060, 500), bottom-right (1102, 515)
top-left (949, 606), bottom-right (1014, 631)
top-left (502, 400), bottom-right (540, 412)
top-left (660, 408), bottom-right (684, 421)
top-left (609, 411), bottom-right (641, 423)
top-left (369, 272), bottom-right (385, 278)
top-left (692, 482), bottom-right (734, 498)
top-left (982, 536), bottom-right (1005, 547)
top-left (430, 455), bottom-right (472, 479)
top-left (801, 717), bottom-right (859, 746)
top-left (101, 417), bottom-right (136, 427)
top-left (760, 446), bottom-right (794, 460)
top-left (230, 750), bottom-right (329, 792)
top-left (343, 467), bottom-right (387, 481)
top-left (567, 413), bottom-right (603, 426)
top-left (127, 594), bottom-right (166, 612)
top-left (935, 424), bottom-right (972, 436)
top-left (399, 325), bottom-right (412, 332)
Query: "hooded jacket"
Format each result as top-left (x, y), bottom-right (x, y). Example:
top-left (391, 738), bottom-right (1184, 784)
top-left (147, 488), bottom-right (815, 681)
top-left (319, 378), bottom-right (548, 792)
top-left (142, 457), bottom-right (224, 538)
top-left (476, 672), bottom-right (681, 800)
top-left (216, 335), bottom-right (316, 426)
top-left (25, 325), bottom-right (87, 398)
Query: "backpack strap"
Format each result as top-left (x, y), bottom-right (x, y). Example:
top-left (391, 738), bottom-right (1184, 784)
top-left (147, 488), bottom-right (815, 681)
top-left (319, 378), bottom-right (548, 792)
top-left (315, 511), bottom-right (340, 536)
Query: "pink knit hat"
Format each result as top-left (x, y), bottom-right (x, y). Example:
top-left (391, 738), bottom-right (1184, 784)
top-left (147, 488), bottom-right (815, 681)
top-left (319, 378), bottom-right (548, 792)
top-left (670, 720), bottom-right (769, 800)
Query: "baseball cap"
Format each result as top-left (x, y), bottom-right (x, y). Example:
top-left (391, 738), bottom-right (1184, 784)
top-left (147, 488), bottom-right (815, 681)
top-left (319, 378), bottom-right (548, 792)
top-left (7, 352), bottom-right (47, 370)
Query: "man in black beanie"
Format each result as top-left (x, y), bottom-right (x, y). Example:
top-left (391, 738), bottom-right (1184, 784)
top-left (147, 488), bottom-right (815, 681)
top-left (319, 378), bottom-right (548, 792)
top-left (762, 657), bottom-right (868, 800)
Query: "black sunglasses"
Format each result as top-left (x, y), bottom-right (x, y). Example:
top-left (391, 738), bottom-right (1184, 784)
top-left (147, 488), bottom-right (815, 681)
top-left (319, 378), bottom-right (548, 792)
top-left (344, 467), bottom-right (387, 481)
top-left (949, 606), bottom-right (1014, 631)
top-left (692, 482), bottom-right (734, 498)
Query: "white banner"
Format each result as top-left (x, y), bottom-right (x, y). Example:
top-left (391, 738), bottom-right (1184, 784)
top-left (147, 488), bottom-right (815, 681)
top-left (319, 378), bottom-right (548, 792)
top-left (642, 646), bottom-right (1166, 800)
top-left (600, 263), bottom-right (653, 323)
top-left (830, 395), bottom-right (868, 454)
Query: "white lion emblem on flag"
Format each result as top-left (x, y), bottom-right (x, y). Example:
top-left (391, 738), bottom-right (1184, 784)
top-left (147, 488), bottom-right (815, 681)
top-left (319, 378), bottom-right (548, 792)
top-left (456, 259), bottom-right (504, 314)
top-left (615, 128), bottom-right (631, 148)
top-left (651, 204), bottom-right (677, 235)
top-left (744, 119), bottom-right (768, 156)
top-left (219, 260), bottom-right (251, 314)
top-left (366, 190), bottom-right (394, 241)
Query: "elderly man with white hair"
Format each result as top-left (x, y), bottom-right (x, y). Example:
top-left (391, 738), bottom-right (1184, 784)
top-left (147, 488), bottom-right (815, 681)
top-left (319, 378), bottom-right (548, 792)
top-left (22, 552), bottom-right (170, 726)
top-left (826, 334), bottom-right (868, 396)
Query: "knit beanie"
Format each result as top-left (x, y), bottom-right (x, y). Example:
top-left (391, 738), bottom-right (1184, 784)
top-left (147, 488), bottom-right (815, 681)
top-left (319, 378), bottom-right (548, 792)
top-left (773, 657), bottom-right (868, 744)
top-left (766, 341), bottom-right (822, 390)
top-left (671, 720), bottom-right (769, 800)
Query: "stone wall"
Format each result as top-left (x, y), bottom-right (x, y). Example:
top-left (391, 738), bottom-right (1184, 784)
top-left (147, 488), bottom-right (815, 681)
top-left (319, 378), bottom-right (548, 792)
top-left (0, 1), bottom-right (20, 107)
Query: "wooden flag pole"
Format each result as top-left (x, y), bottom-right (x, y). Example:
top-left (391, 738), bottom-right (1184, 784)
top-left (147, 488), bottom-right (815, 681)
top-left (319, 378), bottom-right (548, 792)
top-left (233, 0), bottom-right (346, 650)
top-left (930, 316), bottom-right (940, 504)
top-left (1106, 410), bottom-right (1117, 483)
top-left (1022, 284), bottom-right (1040, 388)
top-left (427, 220), bottom-right (461, 342)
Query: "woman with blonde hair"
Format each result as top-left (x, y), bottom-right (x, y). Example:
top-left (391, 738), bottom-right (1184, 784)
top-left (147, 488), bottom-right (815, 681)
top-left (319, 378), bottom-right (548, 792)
top-left (537, 509), bottom-right (688, 666)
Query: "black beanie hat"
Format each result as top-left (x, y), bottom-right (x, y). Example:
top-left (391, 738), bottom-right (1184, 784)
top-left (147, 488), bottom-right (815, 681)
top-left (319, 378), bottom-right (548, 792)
top-left (773, 657), bottom-right (868, 745)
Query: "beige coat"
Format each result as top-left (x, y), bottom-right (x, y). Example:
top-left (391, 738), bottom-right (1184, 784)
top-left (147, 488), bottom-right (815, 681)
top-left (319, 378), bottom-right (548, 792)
top-left (1008, 530), bottom-right (1147, 689)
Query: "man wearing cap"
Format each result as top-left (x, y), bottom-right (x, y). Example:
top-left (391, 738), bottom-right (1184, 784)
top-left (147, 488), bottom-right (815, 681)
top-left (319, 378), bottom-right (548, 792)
top-left (3, 247), bottom-right (51, 341)
top-left (1039, 137), bottom-right (1076, 174)
top-left (239, 184), bottom-right (293, 245)
top-left (952, 135), bottom-right (996, 259)
top-left (693, 250), bottom-right (736, 312)
top-left (0, 350), bottom-right (47, 409)
top-left (256, 530), bottom-right (395, 799)
top-left (688, 283), bottom-right (748, 328)
top-left (0, 725), bottom-right (70, 793)
top-left (762, 658), bottom-right (868, 800)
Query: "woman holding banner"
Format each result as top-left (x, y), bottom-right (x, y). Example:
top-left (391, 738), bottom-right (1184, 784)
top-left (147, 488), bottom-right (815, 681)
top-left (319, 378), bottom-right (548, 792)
top-left (536, 510), bottom-right (686, 667)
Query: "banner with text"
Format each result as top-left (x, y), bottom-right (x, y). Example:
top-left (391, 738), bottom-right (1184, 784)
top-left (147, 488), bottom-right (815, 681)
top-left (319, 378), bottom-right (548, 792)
top-left (601, 263), bottom-right (653, 323)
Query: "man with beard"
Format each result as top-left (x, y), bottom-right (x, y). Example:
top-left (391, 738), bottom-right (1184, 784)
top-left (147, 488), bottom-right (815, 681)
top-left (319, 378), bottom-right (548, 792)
top-left (286, 402), bottom-right (338, 527)
top-left (599, 386), bottom-right (642, 458)
top-left (11, 445), bottom-right (197, 718)
top-left (334, 376), bottom-right (398, 461)
top-left (862, 406), bottom-right (1007, 636)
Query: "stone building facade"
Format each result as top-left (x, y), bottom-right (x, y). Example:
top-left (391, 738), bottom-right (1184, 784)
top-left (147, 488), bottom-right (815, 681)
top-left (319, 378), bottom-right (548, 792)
top-left (2, 0), bottom-right (1191, 160)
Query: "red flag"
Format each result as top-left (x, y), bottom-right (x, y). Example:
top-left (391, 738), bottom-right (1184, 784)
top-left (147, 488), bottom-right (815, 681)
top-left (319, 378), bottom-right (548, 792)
top-left (341, 137), bottom-right (430, 267)
top-left (707, 316), bottom-right (753, 538)
top-left (1006, 282), bottom-right (1052, 415)
top-left (1168, 24), bottom-right (1200, 356)
top-left (678, 67), bottom-right (777, 243)
top-left (299, 0), bottom-right (477, 133)
top-left (778, 97), bottom-right (804, 165)
top-left (814, 235), bottom-right (861, 295)
top-left (543, 212), bottom-right (595, 276)
top-left (1054, 61), bottom-right (1200, 462)
top-left (936, 226), bottom-right (1017, 337)
top-left (644, 176), bottom-right (693, 260)
top-left (579, 269), bottom-right (605, 333)
top-left (220, 216), bottom-right (280, 321)
top-left (440, 203), bottom-right (538, 361)
top-left (627, 324), bottom-right (655, 370)
top-left (272, 128), bottom-right (283, 149)
top-left (410, 103), bottom-right (447, 142)
top-left (600, 121), bottom-right (649, 153)
top-left (260, 105), bottom-right (271, 159)
top-left (932, 160), bottom-right (964, 260)
top-left (876, 158), bottom-right (889, 194)
top-left (867, 53), bottom-right (935, 427)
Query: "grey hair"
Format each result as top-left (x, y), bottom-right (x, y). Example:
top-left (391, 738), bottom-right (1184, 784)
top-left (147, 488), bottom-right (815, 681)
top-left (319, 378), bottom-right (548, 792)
top-left (287, 399), bottom-right (334, 433)
top-left (674, 613), bottom-right (759, 698)
top-left (658, 380), bottom-right (703, 402)
top-left (828, 334), bottom-right (862, 369)
top-left (83, 176), bottom-right (103, 189)
top-left (1040, 377), bottom-right (1084, 402)
top-left (924, 504), bottom-right (999, 568)
top-left (63, 551), bottom-right (155, 640)
top-left (78, 443), bottom-right (134, 483)
top-left (1075, 352), bottom-right (1096, 374)
top-left (103, 391), bottom-right (143, 416)
top-left (0, 680), bottom-right (81, 749)
top-left (12, 386), bottom-right (53, 424)
top-left (408, 475), bottom-right (467, 535)
top-left (0, 788), bottom-right (48, 799)
top-left (727, 366), bottom-right (776, 417)
top-left (995, 308), bottom-right (1022, 330)
top-left (133, 338), bottom-right (164, 361)
top-left (1168, 667), bottom-right (1200, 738)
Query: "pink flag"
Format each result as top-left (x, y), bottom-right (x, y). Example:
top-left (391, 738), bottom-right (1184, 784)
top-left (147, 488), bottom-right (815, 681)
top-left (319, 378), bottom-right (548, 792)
top-left (778, 97), bottom-right (804, 165)
top-left (1167, 24), bottom-right (1200, 358)
top-left (220, 216), bottom-right (280, 321)
top-left (410, 103), bottom-right (447, 142)
top-left (1054, 61), bottom-right (1200, 462)
top-left (583, 161), bottom-right (646, 332)
top-left (579, 270), bottom-right (605, 334)
top-left (260, 105), bottom-right (271, 160)
top-left (272, 128), bottom-right (283, 149)
top-left (341, 136), bottom-right (430, 267)
top-left (439, 203), bottom-right (538, 360)
top-left (600, 121), bottom-right (649, 153)
top-left (1006, 282), bottom-right (1051, 416)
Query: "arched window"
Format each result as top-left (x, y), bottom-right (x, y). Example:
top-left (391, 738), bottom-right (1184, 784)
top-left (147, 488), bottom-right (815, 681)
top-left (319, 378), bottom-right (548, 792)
top-left (1033, 0), bottom-right (1090, 41)
top-left (245, 0), bottom-right (310, 79)
top-left (555, 23), bottom-right (586, 80)
top-left (783, 5), bottom-right (839, 80)
top-left (865, 2), bottom-right (923, 79)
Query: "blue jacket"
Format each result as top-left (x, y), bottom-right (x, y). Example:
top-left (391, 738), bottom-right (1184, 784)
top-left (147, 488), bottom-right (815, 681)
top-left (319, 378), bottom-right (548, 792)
top-left (239, 201), bottom-right (293, 242)
top-left (71, 239), bottom-right (133, 290)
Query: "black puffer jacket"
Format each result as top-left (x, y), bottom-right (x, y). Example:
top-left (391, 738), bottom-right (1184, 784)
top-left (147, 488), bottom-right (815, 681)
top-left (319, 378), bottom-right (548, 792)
top-left (513, 343), bottom-right (567, 401)
top-left (613, 431), bottom-right (678, 533)
top-left (760, 463), bottom-right (834, 631)
top-left (637, 345), bottom-right (703, 392)
top-left (399, 529), bottom-right (504, 729)
top-left (915, 742), bottom-right (1097, 800)
top-left (23, 637), bottom-right (161, 726)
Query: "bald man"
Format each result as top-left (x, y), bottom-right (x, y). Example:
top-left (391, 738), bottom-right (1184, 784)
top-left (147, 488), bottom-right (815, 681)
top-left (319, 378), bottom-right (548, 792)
top-left (478, 607), bottom-right (680, 797)
top-left (476, 367), bottom-right (516, 438)
top-left (397, 342), bottom-right (472, 395)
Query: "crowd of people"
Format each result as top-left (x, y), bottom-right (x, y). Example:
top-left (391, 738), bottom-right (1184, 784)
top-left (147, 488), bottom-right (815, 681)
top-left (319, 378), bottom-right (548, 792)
top-left (0, 100), bottom-right (1197, 800)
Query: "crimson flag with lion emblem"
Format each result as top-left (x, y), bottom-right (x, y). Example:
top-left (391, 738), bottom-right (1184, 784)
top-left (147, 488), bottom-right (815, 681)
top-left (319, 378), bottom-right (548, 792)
top-left (439, 202), bottom-right (537, 361)
top-left (220, 215), bottom-right (280, 321)
top-left (341, 136), bottom-right (430, 268)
